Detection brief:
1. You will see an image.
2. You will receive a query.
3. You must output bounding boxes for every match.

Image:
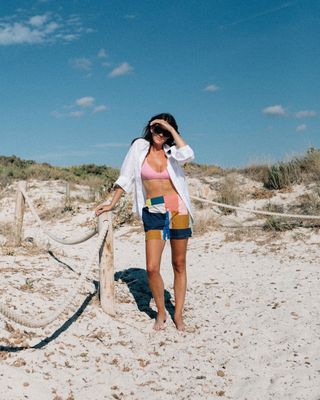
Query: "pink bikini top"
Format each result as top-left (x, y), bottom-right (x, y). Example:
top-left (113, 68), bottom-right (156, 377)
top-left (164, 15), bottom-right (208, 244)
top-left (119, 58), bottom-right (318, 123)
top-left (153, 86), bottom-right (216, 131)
top-left (141, 158), bottom-right (170, 180)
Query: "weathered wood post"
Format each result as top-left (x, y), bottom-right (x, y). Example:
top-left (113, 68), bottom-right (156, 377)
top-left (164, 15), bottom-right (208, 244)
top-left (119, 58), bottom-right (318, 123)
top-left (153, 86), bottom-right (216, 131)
top-left (14, 181), bottom-right (27, 247)
top-left (64, 182), bottom-right (71, 210)
top-left (65, 182), bottom-right (70, 197)
top-left (98, 211), bottom-right (115, 315)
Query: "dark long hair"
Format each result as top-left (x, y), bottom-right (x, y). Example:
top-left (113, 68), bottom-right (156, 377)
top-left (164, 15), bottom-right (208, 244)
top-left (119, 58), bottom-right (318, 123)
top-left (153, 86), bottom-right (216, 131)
top-left (131, 113), bottom-right (179, 146)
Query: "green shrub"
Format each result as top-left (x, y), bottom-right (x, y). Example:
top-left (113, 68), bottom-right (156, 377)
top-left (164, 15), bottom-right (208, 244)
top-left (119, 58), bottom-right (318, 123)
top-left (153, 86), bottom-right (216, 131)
top-left (263, 148), bottom-right (320, 190)
top-left (264, 161), bottom-right (301, 190)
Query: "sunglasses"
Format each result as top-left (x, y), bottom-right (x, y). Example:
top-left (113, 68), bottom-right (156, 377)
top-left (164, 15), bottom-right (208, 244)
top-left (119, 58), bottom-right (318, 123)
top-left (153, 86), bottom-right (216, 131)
top-left (150, 123), bottom-right (171, 138)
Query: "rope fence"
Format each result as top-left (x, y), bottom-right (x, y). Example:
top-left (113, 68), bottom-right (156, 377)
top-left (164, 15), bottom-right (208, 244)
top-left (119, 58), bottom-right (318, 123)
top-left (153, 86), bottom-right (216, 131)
top-left (19, 185), bottom-right (98, 245)
top-left (190, 195), bottom-right (320, 220)
top-left (0, 181), bottom-right (115, 329)
top-left (1, 181), bottom-right (319, 329)
top-left (0, 222), bottom-right (108, 328)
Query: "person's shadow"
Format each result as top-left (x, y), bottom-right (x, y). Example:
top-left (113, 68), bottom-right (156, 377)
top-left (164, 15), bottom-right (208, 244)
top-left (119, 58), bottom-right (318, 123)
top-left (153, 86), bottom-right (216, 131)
top-left (114, 268), bottom-right (175, 321)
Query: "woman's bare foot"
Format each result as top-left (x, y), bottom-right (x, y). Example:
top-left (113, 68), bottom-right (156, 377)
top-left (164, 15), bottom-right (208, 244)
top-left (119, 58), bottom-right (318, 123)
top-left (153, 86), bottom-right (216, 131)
top-left (174, 315), bottom-right (185, 331)
top-left (153, 311), bottom-right (167, 331)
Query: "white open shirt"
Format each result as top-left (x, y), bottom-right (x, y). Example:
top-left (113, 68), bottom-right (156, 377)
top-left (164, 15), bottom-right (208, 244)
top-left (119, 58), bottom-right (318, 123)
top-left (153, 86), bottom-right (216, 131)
top-left (114, 138), bottom-right (195, 222)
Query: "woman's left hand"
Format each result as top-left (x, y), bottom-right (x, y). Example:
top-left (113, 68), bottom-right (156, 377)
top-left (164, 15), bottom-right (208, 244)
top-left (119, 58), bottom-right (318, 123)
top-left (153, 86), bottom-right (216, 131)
top-left (150, 119), bottom-right (176, 134)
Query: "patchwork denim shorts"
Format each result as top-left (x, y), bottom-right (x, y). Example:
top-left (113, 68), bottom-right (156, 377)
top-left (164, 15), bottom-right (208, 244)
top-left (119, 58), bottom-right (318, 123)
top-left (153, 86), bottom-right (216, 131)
top-left (142, 194), bottom-right (192, 240)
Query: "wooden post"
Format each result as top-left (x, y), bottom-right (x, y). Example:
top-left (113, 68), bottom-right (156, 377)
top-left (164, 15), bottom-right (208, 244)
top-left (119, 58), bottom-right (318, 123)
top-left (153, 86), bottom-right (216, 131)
top-left (98, 211), bottom-right (115, 315)
top-left (14, 181), bottom-right (27, 247)
top-left (65, 182), bottom-right (70, 199)
top-left (64, 182), bottom-right (71, 210)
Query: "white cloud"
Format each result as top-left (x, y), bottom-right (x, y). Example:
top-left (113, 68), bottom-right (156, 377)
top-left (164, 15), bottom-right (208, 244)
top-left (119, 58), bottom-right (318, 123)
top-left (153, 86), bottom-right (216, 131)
top-left (44, 21), bottom-right (59, 33)
top-left (296, 124), bottom-right (307, 132)
top-left (58, 33), bottom-right (78, 41)
top-left (204, 84), bottom-right (219, 92)
top-left (66, 15), bottom-right (82, 27)
top-left (0, 13), bottom-right (87, 46)
top-left (92, 105), bottom-right (107, 113)
top-left (53, 97), bottom-right (107, 118)
top-left (98, 48), bottom-right (108, 58)
top-left (262, 104), bottom-right (286, 116)
top-left (69, 110), bottom-right (84, 118)
top-left (0, 22), bottom-right (44, 45)
top-left (76, 96), bottom-right (95, 107)
top-left (69, 57), bottom-right (92, 71)
top-left (52, 109), bottom-right (84, 118)
top-left (51, 110), bottom-right (63, 118)
top-left (295, 110), bottom-right (317, 118)
top-left (109, 62), bottom-right (134, 77)
top-left (29, 14), bottom-right (48, 27)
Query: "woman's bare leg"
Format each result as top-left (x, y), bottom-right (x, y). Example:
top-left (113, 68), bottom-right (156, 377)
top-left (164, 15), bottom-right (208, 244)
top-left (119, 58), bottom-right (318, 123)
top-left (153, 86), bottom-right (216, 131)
top-left (170, 238), bottom-right (188, 331)
top-left (145, 239), bottom-right (167, 330)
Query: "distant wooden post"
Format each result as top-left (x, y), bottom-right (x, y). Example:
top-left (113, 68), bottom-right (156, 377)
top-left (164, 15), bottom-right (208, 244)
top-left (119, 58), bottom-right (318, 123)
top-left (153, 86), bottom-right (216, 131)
top-left (98, 211), bottom-right (115, 315)
top-left (64, 182), bottom-right (71, 210)
top-left (14, 181), bottom-right (27, 247)
top-left (65, 182), bottom-right (70, 199)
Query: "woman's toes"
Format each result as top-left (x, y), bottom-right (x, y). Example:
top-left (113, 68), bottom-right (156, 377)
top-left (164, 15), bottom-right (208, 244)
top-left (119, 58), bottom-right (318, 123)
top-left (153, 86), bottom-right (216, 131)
top-left (174, 316), bottom-right (185, 331)
top-left (153, 313), bottom-right (167, 330)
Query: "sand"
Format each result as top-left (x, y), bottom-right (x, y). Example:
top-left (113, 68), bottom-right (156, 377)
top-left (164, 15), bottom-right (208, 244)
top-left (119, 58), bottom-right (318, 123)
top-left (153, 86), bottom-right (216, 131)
top-left (0, 179), bottom-right (319, 400)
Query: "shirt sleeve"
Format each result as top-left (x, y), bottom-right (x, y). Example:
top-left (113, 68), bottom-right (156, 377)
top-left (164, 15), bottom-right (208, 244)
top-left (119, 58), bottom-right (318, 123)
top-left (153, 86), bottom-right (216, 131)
top-left (166, 144), bottom-right (195, 165)
top-left (113, 144), bottom-right (135, 193)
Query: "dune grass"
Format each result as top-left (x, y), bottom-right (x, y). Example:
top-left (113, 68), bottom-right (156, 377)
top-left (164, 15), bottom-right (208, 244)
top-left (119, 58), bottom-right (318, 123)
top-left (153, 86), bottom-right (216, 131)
top-left (2, 147), bottom-right (320, 195)
top-left (0, 155), bottom-right (119, 194)
top-left (263, 148), bottom-right (320, 190)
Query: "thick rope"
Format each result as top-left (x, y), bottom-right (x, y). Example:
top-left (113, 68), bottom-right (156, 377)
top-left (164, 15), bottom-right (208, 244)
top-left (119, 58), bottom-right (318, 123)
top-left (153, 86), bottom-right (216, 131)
top-left (20, 186), bottom-right (97, 245)
top-left (190, 195), bottom-right (320, 220)
top-left (47, 250), bottom-right (97, 293)
top-left (0, 222), bottom-right (108, 328)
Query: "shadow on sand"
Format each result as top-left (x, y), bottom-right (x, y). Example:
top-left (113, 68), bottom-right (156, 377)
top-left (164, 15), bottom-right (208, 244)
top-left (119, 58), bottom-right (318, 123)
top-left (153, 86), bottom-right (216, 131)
top-left (115, 267), bottom-right (175, 321)
top-left (0, 282), bottom-right (98, 353)
top-left (1, 248), bottom-right (99, 353)
top-left (0, 259), bottom-right (174, 353)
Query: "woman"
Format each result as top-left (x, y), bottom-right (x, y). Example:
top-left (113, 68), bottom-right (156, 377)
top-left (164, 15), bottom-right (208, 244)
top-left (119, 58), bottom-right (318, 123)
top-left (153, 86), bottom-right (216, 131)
top-left (95, 113), bottom-right (194, 331)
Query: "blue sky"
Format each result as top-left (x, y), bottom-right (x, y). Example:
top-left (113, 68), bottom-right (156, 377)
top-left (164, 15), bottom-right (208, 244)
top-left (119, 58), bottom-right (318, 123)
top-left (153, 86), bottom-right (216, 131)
top-left (1, 0), bottom-right (319, 168)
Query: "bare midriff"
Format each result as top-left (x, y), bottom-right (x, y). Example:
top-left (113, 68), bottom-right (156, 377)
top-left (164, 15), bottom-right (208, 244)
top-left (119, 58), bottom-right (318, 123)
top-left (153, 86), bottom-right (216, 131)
top-left (142, 178), bottom-right (178, 199)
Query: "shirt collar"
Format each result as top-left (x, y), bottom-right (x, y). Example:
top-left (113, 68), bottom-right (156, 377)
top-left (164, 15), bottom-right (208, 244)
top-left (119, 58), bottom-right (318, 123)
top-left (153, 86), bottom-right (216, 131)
top-left (164, 144), bottom-right (172, 155)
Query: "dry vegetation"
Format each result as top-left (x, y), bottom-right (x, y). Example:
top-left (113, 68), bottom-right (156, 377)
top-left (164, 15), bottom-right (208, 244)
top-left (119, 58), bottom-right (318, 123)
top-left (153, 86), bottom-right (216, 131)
top-left (2, 148), bottom-right (320, 236)
top-left (216, 175), bottom-right (242, 214)
top-left (237, 163), bottom-right (270, 183)
top-left (192, 210), bottom-right (220, 235)
top-left (0, 221), bottom-right (15, 245)
top-left (294, 188), bottom-right (320, 215)
top-left (262, 148), bottom-right (320, 189)
top-left (112, 196), bottom-right (135, 228)
top-left (0, 155), bottom-right (118, 194)
top-left (2, 148), bottom-right (320, 195)
top-left (183, 162), bottom-right (223, 178)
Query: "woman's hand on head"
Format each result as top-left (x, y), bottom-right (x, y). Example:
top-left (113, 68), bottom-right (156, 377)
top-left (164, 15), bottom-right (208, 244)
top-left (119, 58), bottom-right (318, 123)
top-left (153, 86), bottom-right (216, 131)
top-left (95, 203), bottom-right (113, 217)
top-left (150, 119), bottom-right (175, 134)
